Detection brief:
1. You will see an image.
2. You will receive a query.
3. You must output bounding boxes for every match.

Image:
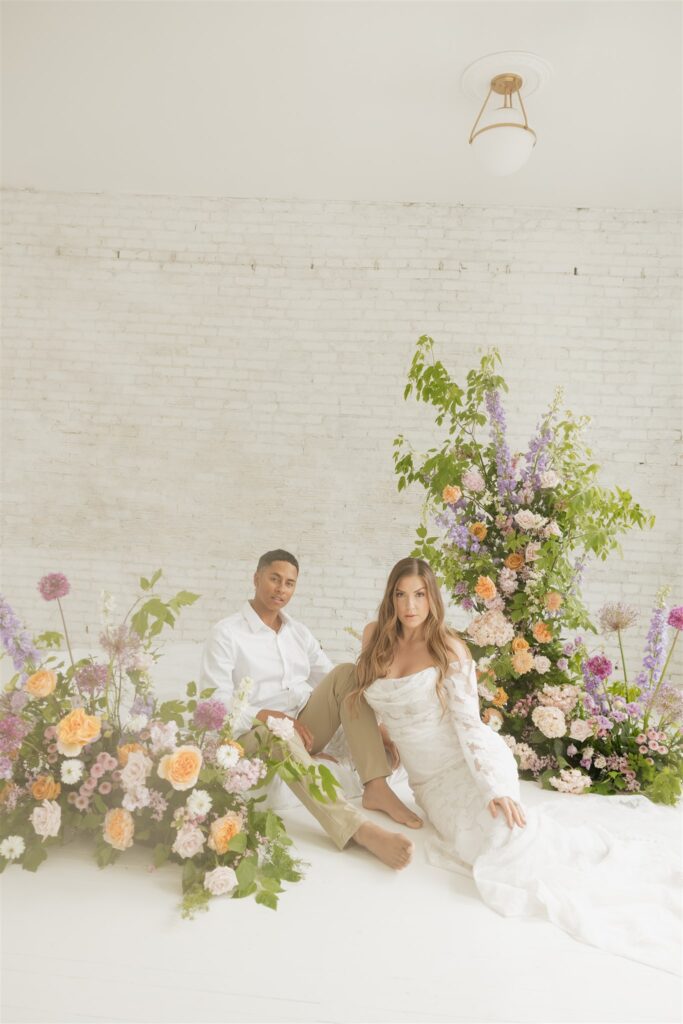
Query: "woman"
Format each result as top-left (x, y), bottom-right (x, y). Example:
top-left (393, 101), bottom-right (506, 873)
top-left (354, 557), bottom-right (680, 975)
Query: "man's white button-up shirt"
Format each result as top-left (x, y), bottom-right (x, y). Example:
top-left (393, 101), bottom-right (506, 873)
top-left (199, 602), bottom-right (334, 736)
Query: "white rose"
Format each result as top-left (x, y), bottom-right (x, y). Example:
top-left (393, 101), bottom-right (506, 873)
top-left (543, 520), bottom-right (562, 538)
top-left (593, 754), bottom-right (607, 769)
top-left (216, 744), bottom-right (240, 770)
top-left (186, 789), bottom-right (212, 817)
top-left (569, 718), bottom-right (594, 742)
top-left (266, 715), bottom-right (296, 741)
top-left (525, 542), bottom-right (542, 562)
top-left (531, 705), bottom-right (566, 738)
top-left (539, 470), bottom-right (561, 489)
top-left (60, 758), bottom-right (84, 784)
top-left (120, 750), bottom-right (153, 791)
top-left (534, 656), bottom-right (551, 675)
top-left (30, 799), bottom-right (62, 840)
top-left (204, 865), bottom-right (238, 896)
top-left (172, 824), bottom-right (206, 859)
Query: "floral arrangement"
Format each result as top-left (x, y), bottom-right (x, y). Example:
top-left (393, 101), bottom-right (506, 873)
top-left (394, 336), bottom-right (682, 803)
top-left (0, 572), bottom-right (338, 915)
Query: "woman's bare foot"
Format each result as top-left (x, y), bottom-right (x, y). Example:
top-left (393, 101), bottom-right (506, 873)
top-left (353, 822), bottom-right (414, 870)
top-left (362, 778), bottom-right (423, 829)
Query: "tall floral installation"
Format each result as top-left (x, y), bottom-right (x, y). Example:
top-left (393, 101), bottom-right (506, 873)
top-left (0, 571), bottom-right (338, 915)
top-left (394, 336), bottom-right (683, 804)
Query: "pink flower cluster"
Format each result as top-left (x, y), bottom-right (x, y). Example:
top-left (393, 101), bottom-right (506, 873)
top-left (224, 758), bottom-right (266, 794)
top-left (635, 729), bottom-right (669, 757)
top-left (67, 751), bottom-right (118, 811)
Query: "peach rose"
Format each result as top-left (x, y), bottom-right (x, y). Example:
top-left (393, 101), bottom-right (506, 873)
top-left (56, 708), bottom-right (102, 756)
top-left (544, 592), bottom-right (564, 612)
top-left (492, 687), bottom-right (508, 707)
top-left (117, 742), bottom-right (145, 766)
top-left (511, 650), bottom-right (535, 675)
top-left (532, 622), bottom-right (553, 644)
top-left (511, 636), bottom-right (530, 654)
top-left (103, 807), bottom-right (135, 851)
top-left (31, 775), bottom-right (61, 801)
top-left (442, 485), bottom-right (462, 505)
top-left (25, 670), bottom-right (57, 699)
top-left (504, 552), bottom-right (524, 571)
top-left (469, 522), bottom-right (488, 542)
top-left (208, 812), bottom-right (243, 855)
top-left (474, 576), bottom-right (497, 601)
top-left (157, 745), bottom-right (202, 791)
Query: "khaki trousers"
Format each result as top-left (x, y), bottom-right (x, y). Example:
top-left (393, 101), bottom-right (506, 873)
top-left (238, 663), bottom-right (389, 850)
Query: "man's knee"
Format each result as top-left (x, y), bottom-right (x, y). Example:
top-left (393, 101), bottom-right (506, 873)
top-left (329, 662), bottom-right (358, 697)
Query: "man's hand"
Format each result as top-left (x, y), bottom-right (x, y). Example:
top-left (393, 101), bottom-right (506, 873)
top-left (379, 722), bottom-right (401, 771)
top-left (256, 708), bottom-right (315, 752)
top-left (488, 796), bottom-right (526, 830)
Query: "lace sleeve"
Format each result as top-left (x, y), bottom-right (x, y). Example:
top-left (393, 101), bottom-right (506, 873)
top-left (445, 659), bottom-right (520, 805)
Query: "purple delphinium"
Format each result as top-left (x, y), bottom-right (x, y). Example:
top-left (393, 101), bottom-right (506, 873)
top-left (521, 421), bottom-right (554, 490)
top-left (434, 512), bottom-right (481, 553)
top-left (485, 389), bottom-right (516, 497)
top-left (38, 573), bottom-right (70, 602)
top-left (0, 596), bottom-right (40, 674)
top-left (193, 698), bottom-right (227, 732)
top-left (581, 656), bottom-right (613, 717)
top-left (74, 662), bottom-right (109, 695)
top-left (634, 600), bottom-right (669, 701)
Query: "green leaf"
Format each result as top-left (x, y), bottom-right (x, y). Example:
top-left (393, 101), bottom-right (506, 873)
top-left (22, 844), bottom-right (48, 872)
top-left (255, 891), bottom-right (278, 910)
top-left (227, 832), bottom-right (248, 853)
top-left (236, 857), bottom-right (257, 888)
top-left (186, 681), bottom-right (197, 697)
top-left (153, 843), bottom-right (171, 868)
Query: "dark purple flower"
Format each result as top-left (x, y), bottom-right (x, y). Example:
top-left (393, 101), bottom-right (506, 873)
top-left (193, 698), bottom-right (227, 732)
top-left (667, 606), bottom-right (683, 631)
top-left (74, 662), bottom-right (109, 694)
top-left (38, 573), bottom-right (70, 602)
top-left (585, 655), bottom-right (613, 680)
top-left (485, 389), bottom-right (516, 497)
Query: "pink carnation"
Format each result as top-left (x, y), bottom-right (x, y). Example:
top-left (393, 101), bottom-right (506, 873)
top-left (37, 573), bottom-right (70, 601)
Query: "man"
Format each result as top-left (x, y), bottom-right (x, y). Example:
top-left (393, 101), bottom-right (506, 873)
top-left (199, 549), bottom-right (420, 869)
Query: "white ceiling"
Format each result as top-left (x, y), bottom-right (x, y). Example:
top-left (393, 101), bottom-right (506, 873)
top-left (2, 1), bottom-right (681, 209)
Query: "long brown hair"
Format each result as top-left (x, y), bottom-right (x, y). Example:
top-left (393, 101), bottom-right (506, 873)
top-left (353, 558), bottom-right (457, 710)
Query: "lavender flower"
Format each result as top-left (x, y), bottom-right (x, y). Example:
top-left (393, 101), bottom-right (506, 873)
top-left (0, 715), bottom-right (31, 754)
top-left (38, 573), bottom-right (70, 601)
top-left (0, 596), bottom-right (40, 674)
top-left (74, 662), bottom-right (109, 694)
top-left (485, 389), bottom-right (516, 497)
top-left (224, 757), bottom-right (265, 794)
top-left (635, 597), bottom-right (669, 699)
top-left (521, 421), bottom-right (554, 490)
top-left (0, 755), bottom-right (13, 779)
top-left (99, 625), bottom-right (142, 668)
top-left (193, 698), bottom-right (227, 732)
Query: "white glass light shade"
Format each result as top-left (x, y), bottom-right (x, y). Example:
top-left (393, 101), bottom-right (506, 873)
top-left (470, 102), bottom-right (536, 176)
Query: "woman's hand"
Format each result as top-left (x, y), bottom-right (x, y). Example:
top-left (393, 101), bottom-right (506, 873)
top-left (379, 722), bottom-right (401, 771)
top-left (488, 796), bottom-right (526, 830)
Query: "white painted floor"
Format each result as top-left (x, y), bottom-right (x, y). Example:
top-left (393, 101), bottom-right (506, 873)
top-left (2, 777), bottom-right (681, 1024)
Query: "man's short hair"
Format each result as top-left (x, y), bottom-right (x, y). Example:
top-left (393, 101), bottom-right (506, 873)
top-left (256, 549), bottom-right (299, 574)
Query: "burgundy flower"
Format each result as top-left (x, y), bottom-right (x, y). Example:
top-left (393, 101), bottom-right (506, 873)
top-left (38, 573), bottom-right (70, 601)
top-left (667, 606), bottom-right (683, 631)
top-left (585, 655), bottom-right (613, 680)
top-left (193, 698), bottom-right (227, 732)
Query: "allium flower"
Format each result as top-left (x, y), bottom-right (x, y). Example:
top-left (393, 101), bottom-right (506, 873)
top-left (30, 799), bottom-right (62, 839)
top-left (652, 682), bottom-right (683, 725)
top-left (549, 768), bottom-right (592, 795)
top-left (584, 655), bottom-right (613, 680)
top-left (74, 662), bottom-right (108, 695)
top-left (667, 606), bottom-right (683, 631)
top-left (60, 759), bottom-right (85, 784)
top-left (531, 705), bottom-right (566, 738)
top-left (38, 573), bottom-right (70, 601)
top-left (186, 788), bottom-right (212, 817)
top-left (598, 603), bottom-right (638, 634)
top-left (204, 865), bottom-right (238, 896)
top-left (193, 699), bottom-right (227, 733)
top-left (0, 835), bottom-right (25, 860)
top-left (99, 625), bottom-right (143, 668)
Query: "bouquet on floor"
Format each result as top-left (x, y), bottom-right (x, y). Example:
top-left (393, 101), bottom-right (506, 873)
top-left (0, 572), bottom-right (338, 916)
top-left (394, 336), bottom-right (683, 803)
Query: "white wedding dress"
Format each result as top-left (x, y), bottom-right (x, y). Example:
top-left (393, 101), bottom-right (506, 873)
top-left (364, 660), bottom-right (682, 975)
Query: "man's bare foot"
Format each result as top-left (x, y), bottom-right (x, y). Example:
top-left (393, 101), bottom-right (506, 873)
top-left (362, 778), bottom-right (423, 829)
top-left (353, 822), bottom-right (413, 870)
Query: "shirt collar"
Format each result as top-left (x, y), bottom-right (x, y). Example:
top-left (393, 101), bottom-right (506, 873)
top-left (241, 601), bottom-right (291, 634)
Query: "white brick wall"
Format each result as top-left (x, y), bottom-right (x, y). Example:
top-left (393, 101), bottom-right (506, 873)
top-left (1, 190), bottom-right (681, 678)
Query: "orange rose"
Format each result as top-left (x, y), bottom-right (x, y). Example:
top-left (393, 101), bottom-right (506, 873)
top-left (511, 650), bottom-right (535, 675)
top-left (117, 742), bottom-right (145, 766)
top-left (208, 812), bottom-right (243, 854)
top-left (442, 485), bottom-right (462, 505)
top-left (25, 670), bottom-right (57, 699)
top-left (157, 745), bottom-right (202, 791)
top-left (56, 707), bottom-right (102, 756)
top-left (103, 807), bottom-right (135, 851)
top-left (474, 576), bottom-right (497, 601)
top-left (532, 622), bottom-right (553, 644)
top-left (0, 783), bottom-right (18, 805)
top-left (492, 687), bottom-right (508, 707)
top-left (504, 552), bottom-right (524, 571)
top-left (511, 636), bottom-right (530, 654)
top-left (469, 522), bottom-right (488, 542)
top-left (544, 592), bottom-right (564, 612)
top-left (31, 775), bottom-right (61, 800)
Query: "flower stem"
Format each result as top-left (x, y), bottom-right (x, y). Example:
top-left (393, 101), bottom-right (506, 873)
top-left (56, 598), bottom-right (75, 669)
top-left (617, 628), bottom-right (629, 699)
top-left (644, 632), bottom-right (679, 728)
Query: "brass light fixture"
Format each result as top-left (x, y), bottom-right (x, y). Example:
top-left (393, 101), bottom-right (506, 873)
top-left (461, 52), bottom-right (552, 176)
